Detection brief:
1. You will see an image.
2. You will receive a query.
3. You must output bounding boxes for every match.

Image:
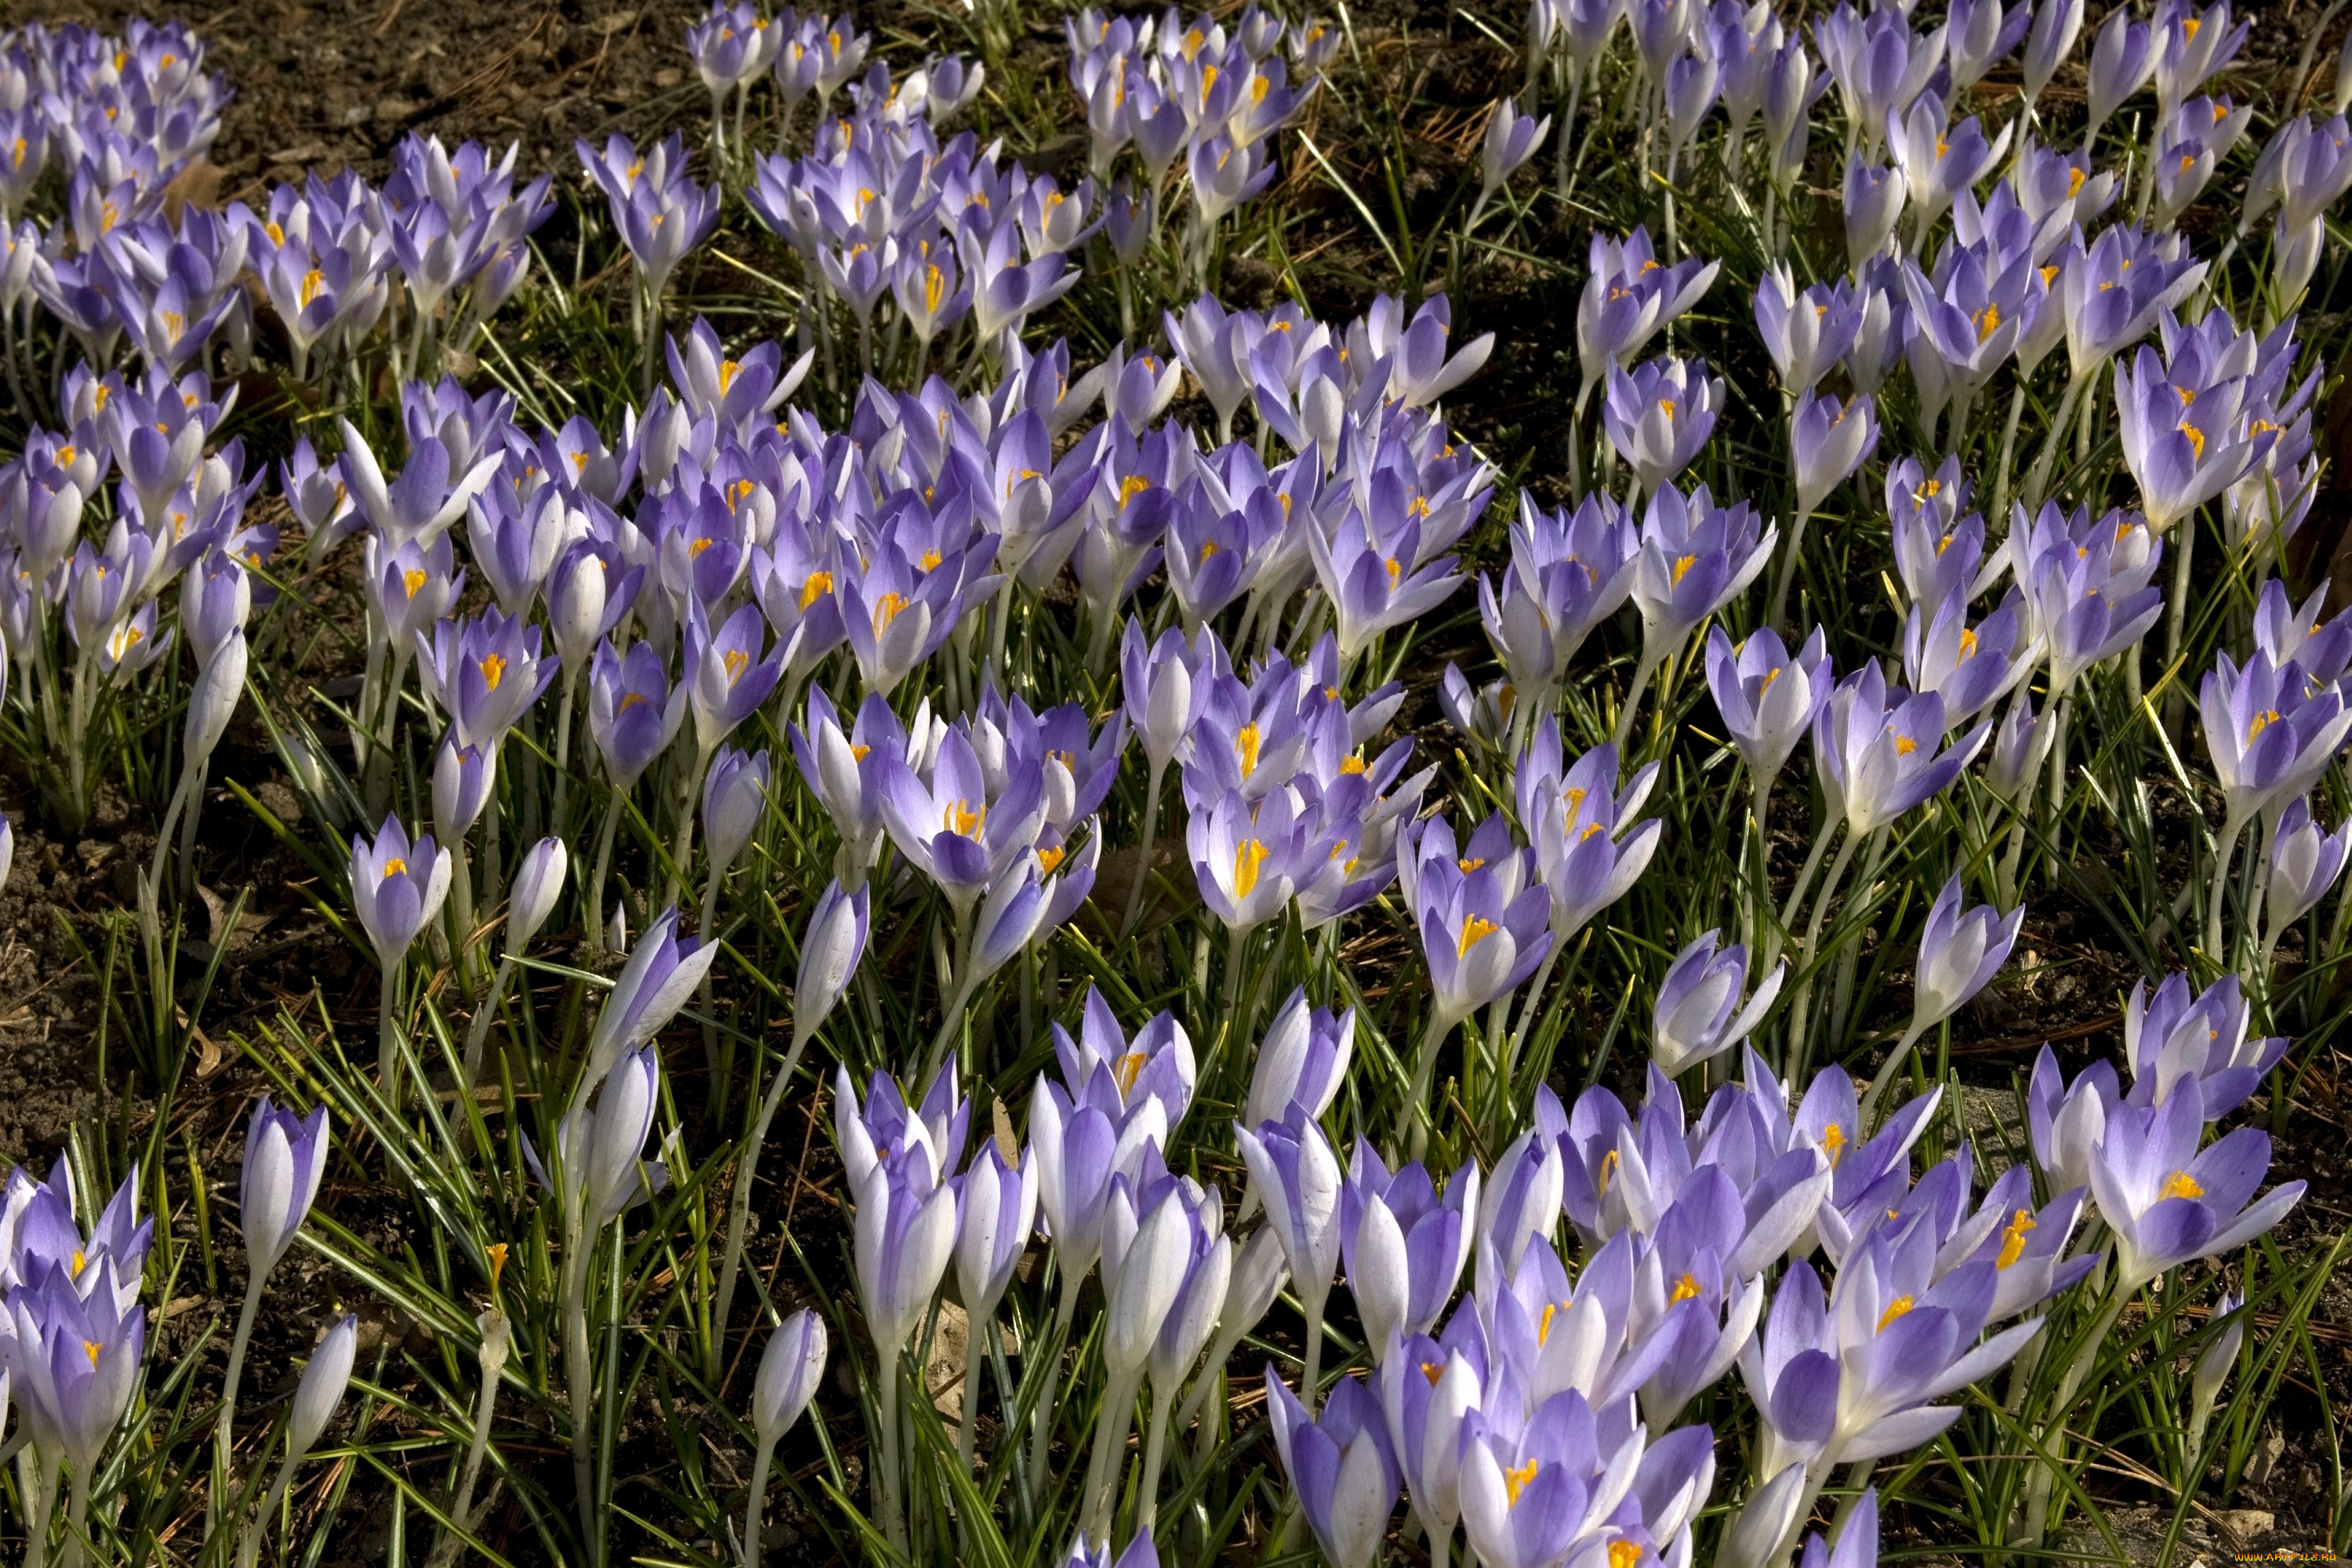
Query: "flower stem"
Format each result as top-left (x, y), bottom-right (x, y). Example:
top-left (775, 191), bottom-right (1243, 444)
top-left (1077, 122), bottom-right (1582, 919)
top-left (1396, 1007), bottom-right (1453, 1163)
top-left (711, 1025), bottom-right (817, 1378)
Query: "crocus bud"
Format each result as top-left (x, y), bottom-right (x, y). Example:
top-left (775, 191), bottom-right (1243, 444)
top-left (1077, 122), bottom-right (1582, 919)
top-left (580, 1046), bottom-right (662, 1226)
top-left (1719, 1460), bottom-right (1812, 1568)
top-left (2190, 1287), bottom-right (2244, 1417)
top-left (1651, 931), bottom-right (1784, 1076)
top-left (289, 1316), bottom-right (359, 1461)
top-left (242, 1095), bottom-right (330, 1279)
top-left (793, 880), bottom-right (869, 1049)
top-left (1984, 688), bottom-right (2049, 805)
top-left (2267, 795), bottom-right (2352, 943)
top-left (1791, 389), bottom-right (1878, 512)
top-left (183, 630), bottom-right (248, 766)
top-left (181, 550), bottom-right (251, 666)
top-left (0, 813), bottom-right (13, 894)
top-left (753, 1309), bottom-right (828, 1444)
top-left (584, 908), bottom-right (718, 1091)
top-left (508, 838), bottom-right (568, 956)
top-left (1101, 1183), bottom-right (1195, 1382)
top-left (954, 1141), bottom-right (1037, 1327)
top-left (1844, 154), bottom-right (1906, 270)
top-left (1914, 875), bottom-right (2024, 1032)
top-left (1478, 97), bottom-right (1550, 199)
top-left (2021, 0), bottom-right (2085, 104)
top-left (702, 744), bottom-right (771, 879)
top-left (432, 737), bottom-right (498, 846)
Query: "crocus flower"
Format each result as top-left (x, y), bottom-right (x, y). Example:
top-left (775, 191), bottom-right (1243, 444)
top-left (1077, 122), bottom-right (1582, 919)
top-left (1478, 491), bottom-right (1639, 710)
top-left (289, 1315), bottom-right (358, 1462)
top-left (1652, 931), bottom-right (1784, 1076)
top-left (1514, 724), bottom-right (1664, 941)
top-left (582, 909), bottom-right (719, 1094)
top-left (1247, 988), bottom-right (1357, 1129)
top-left (1813, 660), bottom-right (1987, 836)
top-left (1603, 355), bottom-right (1722, 496)
top-left (1911, 877), bottom-right (2023, 1036)
top-left (350, 815), bottom-right (452, 970)
top-left (2014, 502), bottom-right (2165, 695)
top-left (2266, 797), bottom-right (2351, 953)
top-left (1264, 1370), bottom-right (1399, 1568)
top-left (2121, 973), bottom-right (2288, 1120)
top-left (685, 601), bottom-right (785, 753)
top-left (1575, 227), bottom-right (1719, 408)
top-left (1188, 784), bottom-right (1317, 931)
top-left (1059, 1530), bottom-right (1164, 1568)
top-left (242, 1097), bottom-right (329, 1279)
top-left (1054, 987), bottom-right (1197, 1139)
top-left (1399, 814), bottom-right (1553, 1030)
top-left (2027, 1047), bottom-right (2119, 1197)
top-left (755, 1310), bottom-right (828, 1445)
top-left (417, 606), bottom-right (557, 752)
top-left (433, 739), bottom-right (496, 845)
top-left (587, 640), bottom-right (689, 788)
top-left (879, 722), bottom-right (1047, 916)
top-left (1123, 620), bottom-right (1218, 777)
top-left (2061, 225), bottom-right (2205, 387)
top-left (1844, 154), bottom-right (1907, 268)
top-left (1707, 625), bottom-right (1833, 796)
top-left (1791, 389), bottom-right (1878, 512)
top-left (2200, 650), bottom-right (2352, 833)
top-left (2114, 343), bottom-right (2273, 535)
top-left (10, 1263), bottom-right (146, 1479)
top-left (2090, 1076), bottom-right (2304, 1292)
top-left (1631, 481), bottom-right (1775, 652)
top-left (1341, 1141), bottom-right (1479, 1359)
top-left (1902, 590), bottom-right (2035, 724)
top-left (1755, 266), bottom-right (1864, 394)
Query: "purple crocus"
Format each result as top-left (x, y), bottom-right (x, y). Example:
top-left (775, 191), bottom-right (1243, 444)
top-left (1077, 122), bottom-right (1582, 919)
top-left (1813, 660), bottom-right (1987, 836)
top-left (2121, 972), bottom-right (2288, 1120)
top-left (1341, 1140), bottom-right (1479, 1359)
top-left (417, 606), bottom-right (557, 750)
top-left (350, 815), bottom-right (453, 970)
top-left (1237, 1112), bottom-right (1347, 1399)
top-left (10, 1261), bottom-right (146, 1479)
top-left (1603, 354), bottom-right (1722, 496)
top-left (1574, 227), bottom-right (1719, 411)
top-left (1707, 624), bottom-right (1834, 797)
top-left (1652, 930), bottom-right (1784, 1076)
top-left (2264, 797), bottom-right (2352, 958)
top-left (1756, 267), bottom-right (1864, 394)
top-left (1911, 877), bottom-right (2024, 1037)
top-left (684, 600), bottom-right (785, 753)
top-left (581, 907), bottom-right (718, 1095)
top-left (1265, 1370), bottom-right (1399, 1568)
top-left (877, 721), bottom-right (1047, 916)
top-left (1478, 491), bottom-right (1640, 716)
top-left (2090, 1076), bottom-right (2303, 1292)
top-left (241, 1097), bottom-right (330, 1279)
top-left (1631, 481), bottom-right (1775, 654)
top-left (1791, 388), bottom-right (1878, 514)
top-left (587, 640), bottom-right (689, 788)
top-left (1514, 723), bottom-right (1664, 941)
top-left (1399, 813), bottom-right (1553, 1030)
